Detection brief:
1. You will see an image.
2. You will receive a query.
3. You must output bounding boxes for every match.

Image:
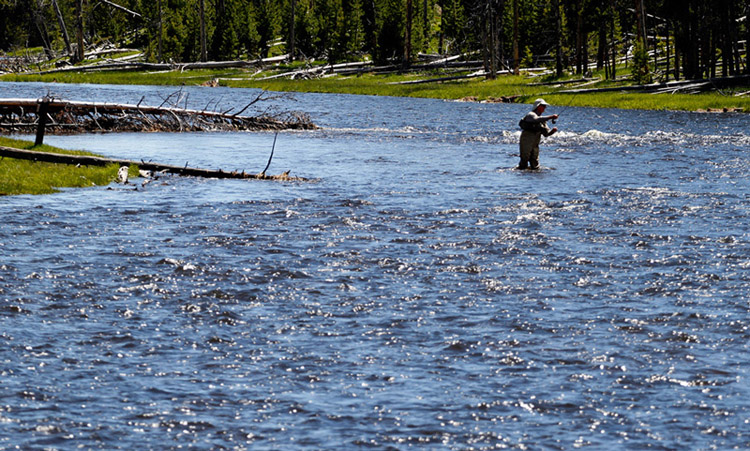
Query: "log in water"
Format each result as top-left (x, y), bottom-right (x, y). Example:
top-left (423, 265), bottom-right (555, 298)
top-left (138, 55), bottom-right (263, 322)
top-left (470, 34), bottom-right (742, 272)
top-left (0, 95), bottom-right (316, 135)
top-left (0, 146), bottom-right (306, 181)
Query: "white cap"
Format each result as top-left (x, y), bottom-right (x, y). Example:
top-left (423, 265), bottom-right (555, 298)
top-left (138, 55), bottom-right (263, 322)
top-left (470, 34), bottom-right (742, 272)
top-left (532, 98), bottom-right (549, 110)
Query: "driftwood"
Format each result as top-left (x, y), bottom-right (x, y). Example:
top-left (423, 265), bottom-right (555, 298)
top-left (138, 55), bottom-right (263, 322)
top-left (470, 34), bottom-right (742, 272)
top-left (0, 146), bottom-right (307, 181)
top-left (99, 0), bottom-right (141, 17)
top-left (528, 77), bottom-right (599, 86)
top-left (455, 95), bottom-right (520, 103)
top-left (250, 53), bottom-right (494, 81)
top-left (558, 74), bottom-right (750, 95)
top-left (32, 55), bottom-right (289, 75)
top-left (0, 94), bottom-right (315, 135)
top-left (388, 67), bottom-right (548, 85)
top-left (388, 70), bottom-right (487, 85)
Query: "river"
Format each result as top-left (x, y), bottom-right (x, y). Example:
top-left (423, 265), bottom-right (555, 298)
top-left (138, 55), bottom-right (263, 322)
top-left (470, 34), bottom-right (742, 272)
top-left (1, 81), bottom-right (749, 449)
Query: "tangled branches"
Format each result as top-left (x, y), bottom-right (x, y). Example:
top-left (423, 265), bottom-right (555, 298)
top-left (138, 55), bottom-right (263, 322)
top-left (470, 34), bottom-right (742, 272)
top-left (0, 91), bottom-right (316, 134)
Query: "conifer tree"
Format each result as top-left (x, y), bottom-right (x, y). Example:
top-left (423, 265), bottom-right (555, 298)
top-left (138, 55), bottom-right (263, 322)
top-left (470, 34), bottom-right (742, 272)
top-left (237, 0), bottom-right (262, 58)
top-left (290, 0), bottom-right (320, 58)
top-left (631, 38), bottom-right (652, 84)
top-left (255, 0), bottom-right (281, 58)
top-left (343, 0), bottom-right (366, 59)
top-left (374, 0), bottom-right (405, 62)
top-left (210, 0), bottom-right (239, 60)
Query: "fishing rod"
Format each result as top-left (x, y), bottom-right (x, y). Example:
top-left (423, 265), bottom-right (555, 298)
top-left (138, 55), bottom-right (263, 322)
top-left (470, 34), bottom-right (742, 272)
top-left (551, 93), bottom-right (578, 125)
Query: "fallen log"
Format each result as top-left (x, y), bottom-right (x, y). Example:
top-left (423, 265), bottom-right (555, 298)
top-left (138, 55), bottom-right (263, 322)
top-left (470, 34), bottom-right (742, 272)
top-left (0, 94), bottom-right (315, 135)
top-left (29, 55), bottom-right (289, 75)
top-left (528, 77), bottom-right (599, 86)
top-left (648, 82), bottom-right (712, 94)
top-left (387, 66), bottom-right (548, 85)
top-left (0, 146), bottom-right (307, 181)
top-left (387, 70), bottom-right (487, 85)
top-left (558, 74), bottom-right (750, 95)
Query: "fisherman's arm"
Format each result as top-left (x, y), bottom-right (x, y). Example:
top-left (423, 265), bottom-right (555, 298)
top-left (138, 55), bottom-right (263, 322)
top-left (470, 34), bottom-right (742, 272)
top-left (541, 122), bottom-right (558, 137)
top-left (526, 113), bottom-right (559, 123)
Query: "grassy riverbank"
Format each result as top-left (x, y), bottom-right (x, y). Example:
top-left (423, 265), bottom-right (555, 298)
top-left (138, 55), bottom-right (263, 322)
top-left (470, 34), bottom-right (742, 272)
top-left (223, 73), bottom-right (750, 112)
top-left (0, 137), bottom-right (131, 195)
top-left (4, 66), bottom-right (750, 113)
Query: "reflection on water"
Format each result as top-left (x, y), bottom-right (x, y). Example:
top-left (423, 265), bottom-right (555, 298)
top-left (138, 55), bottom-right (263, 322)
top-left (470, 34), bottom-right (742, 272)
top-left (1, 82), bottom-right (750, 449)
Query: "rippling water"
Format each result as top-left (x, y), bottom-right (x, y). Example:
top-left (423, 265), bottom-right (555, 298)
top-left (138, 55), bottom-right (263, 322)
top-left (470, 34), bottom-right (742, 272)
top-left (1, 82), bottom-right (750, 449)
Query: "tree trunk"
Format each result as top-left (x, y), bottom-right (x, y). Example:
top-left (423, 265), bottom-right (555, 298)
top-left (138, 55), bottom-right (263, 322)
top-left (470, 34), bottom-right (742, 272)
top-left (487, 1), bottom-right (497, 79)
top-left (423, 0), bottom-right (428, 45)
top-left (33, 1), bottom-right (54, 60)
top-left (200, 0), bottom-right (207, 62)
top-left (51, 0), bottom-right (73, 56)
top-left (75, 0), bottom-right (85, 63)
top-left (0, 146), bottom-right (307, 182)
top-left (665, 20), bottom-right (670, 81)
top-left (575, 1), bottom-right (582, 75)
top-left (634, 0), bottom-right (646, 45)
top-left (157, 0), bottom-right (163, 63)
top-left (703, 29), bottom-right (718, 78)
top-left (583, 31), bottom-right (589, 75)
top-left (597, 25), bottom-right (606, 72)
top-left (513, 0), bottom-right (519, 74)
top-left (438, 0), bottom-right (444, 54)
top-left (673, 29), bottom-right (680, 80)
top-left (554, 0), bottom-right (563, 77)
top-left (404, 0), bottom-right (412, 66)
top-left (721, 2), bottom-right (730, 76)
top-left (610, 0), bottom-right (616, 80)
top-left (481, 14), bottom-right (489, 74)
top-left (288, 0), bottom-right (296, 61)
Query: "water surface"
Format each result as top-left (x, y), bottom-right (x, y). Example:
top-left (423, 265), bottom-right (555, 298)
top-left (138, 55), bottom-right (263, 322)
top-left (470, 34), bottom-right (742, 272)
top-left (1, 82), bottom-right (749, 449)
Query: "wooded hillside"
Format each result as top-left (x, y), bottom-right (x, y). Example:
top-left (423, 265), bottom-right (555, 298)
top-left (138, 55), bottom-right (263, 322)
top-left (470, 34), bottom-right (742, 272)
top-left (2, 0), bottom-right (748, 83)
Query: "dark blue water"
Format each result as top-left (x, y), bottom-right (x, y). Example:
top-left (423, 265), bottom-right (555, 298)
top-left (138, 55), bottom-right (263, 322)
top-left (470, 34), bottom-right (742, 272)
top-left (1, 82), bottom-right (750, 449)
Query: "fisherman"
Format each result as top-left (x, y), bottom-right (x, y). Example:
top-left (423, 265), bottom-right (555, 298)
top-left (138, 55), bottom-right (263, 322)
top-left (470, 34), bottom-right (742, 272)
top-left (517, 98), bottom-right (558, 170)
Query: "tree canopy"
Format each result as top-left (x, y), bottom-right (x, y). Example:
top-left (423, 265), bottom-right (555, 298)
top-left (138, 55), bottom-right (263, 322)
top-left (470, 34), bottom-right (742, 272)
top-left (3, 0), bottom-right (749, 81)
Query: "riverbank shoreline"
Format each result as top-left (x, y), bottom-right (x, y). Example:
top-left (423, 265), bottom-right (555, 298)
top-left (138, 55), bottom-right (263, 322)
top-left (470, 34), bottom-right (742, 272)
top-left (0, 137), bottom-right (131, 196)
top-left (3, 67), bottom-right (750, 113)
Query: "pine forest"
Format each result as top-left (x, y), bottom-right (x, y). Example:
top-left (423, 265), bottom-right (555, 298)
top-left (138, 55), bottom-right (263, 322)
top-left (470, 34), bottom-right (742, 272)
top-left (2, 0), bottom-right (749, 83)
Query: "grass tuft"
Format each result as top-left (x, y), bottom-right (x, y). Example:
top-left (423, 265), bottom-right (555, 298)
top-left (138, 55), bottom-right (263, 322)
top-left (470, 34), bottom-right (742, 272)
top-left (0, 137), bottom-right (132, 196)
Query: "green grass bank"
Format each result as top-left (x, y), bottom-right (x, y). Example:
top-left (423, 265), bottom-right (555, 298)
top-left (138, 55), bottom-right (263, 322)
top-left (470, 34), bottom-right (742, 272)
top-left (4, 67), bottom-right (750, 113)
top-left (0, 137), bottom-right (134, 196)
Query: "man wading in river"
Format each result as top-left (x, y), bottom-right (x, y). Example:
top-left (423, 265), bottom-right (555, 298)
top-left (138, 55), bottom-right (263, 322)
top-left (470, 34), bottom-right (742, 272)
top-left (517, 98), bottom-right (558, 170)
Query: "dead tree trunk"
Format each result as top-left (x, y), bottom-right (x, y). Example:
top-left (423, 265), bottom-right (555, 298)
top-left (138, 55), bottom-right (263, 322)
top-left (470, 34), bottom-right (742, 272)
top-left (100, 0), bottom-right (141, 17)
top-left (35, 98), bottom-right (51, 146)
top-left (74, 0), bottom-right (85, 63)
top-left (575, 0), bottom-right (582, 75)
top-left (200, 0), bottom-right (207, 62)
top-left (554, 0), bottom-right (563, 77)
top-left (51, 0), bottom-right (73, 56)
top-left (513, 0), bottom-right (519, 75)
top-left (157, 0), bottom-right (164, 63)
top-left (610, 0), bottom-right (616, 80)
top-left (288, 0), bottom-right (296, 61)
top-left (0, 146), bottom-right (307, 181)
top-left (0, 96), bottom-right (317, 134)
top-left (33, 0), bottom-right (55, 60)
